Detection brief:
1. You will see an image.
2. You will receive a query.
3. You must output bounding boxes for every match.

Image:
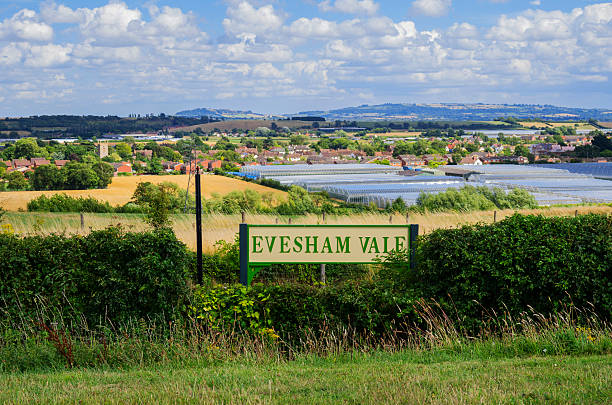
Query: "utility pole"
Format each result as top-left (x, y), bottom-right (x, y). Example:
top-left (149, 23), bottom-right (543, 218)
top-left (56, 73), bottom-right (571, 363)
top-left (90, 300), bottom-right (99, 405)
top-left (195, 166), bottom-right (203, 285)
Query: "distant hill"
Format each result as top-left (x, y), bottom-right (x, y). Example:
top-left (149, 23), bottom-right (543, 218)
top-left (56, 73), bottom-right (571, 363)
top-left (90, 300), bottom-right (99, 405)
top-left (177, 103), bottom-right (612, 122)
top-left (175, 107), bottom-right (282, 120)
top-left (295, 103), bottom-right (612, 121)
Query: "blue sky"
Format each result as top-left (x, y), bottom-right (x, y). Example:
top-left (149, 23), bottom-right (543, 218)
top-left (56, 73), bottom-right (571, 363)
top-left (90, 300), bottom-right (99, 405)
top-left (1, 0), bottom-right (611, 116)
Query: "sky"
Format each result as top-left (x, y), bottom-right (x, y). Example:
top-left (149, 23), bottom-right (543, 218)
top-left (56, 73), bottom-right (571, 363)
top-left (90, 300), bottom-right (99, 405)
top-left (0, 0), bottom-right (611, 116)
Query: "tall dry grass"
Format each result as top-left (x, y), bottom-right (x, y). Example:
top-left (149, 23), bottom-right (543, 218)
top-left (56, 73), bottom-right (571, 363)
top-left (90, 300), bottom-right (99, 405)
top-left (4, 205), bottom-right (611, 252)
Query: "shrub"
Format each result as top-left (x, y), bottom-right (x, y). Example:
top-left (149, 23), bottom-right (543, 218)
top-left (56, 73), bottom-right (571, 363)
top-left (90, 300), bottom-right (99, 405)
top-left (415, 185), bottom-right (538, 212)
top-left (414, 214), bottom-right (612, 329)
top-left (0, 227), bottom-right (190, 324)
top-left (27, 194), bottom-right (115, 213)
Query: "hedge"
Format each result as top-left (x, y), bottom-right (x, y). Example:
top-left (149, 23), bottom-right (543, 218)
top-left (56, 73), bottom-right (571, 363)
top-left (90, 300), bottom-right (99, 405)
top-left (415, 214), bottom-right (612, 328)
top-left (0, 227), bottom-right (190, 324)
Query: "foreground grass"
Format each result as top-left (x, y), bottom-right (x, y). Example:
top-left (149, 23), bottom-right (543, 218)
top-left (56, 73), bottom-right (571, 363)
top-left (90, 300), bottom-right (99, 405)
top-left (1, 353), bottom-right (610, 404)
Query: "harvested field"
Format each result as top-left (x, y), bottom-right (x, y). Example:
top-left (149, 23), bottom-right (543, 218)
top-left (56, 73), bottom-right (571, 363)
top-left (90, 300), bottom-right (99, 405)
top-left (0, 174), bottom-right (286, 211)
top-left (4, 205), bottom-right (610, 252)
top-left (519, 122), bottom-right (551, 128)
top-left (374, 131), bottom-right (422, 137)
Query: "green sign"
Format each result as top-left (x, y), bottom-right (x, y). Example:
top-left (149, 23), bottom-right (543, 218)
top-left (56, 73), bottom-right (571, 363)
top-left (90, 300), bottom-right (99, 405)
top-left (239, 224), bottom-right (418, 285)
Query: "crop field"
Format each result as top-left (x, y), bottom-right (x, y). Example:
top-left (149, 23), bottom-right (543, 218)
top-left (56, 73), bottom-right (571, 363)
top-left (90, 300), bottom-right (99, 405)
top-left (518, 121), bottom-right (597, 130)
top-left (0, 174), bottom-right (287, 211)
top-left (373, 131), bottom-right (421, 138)
top-left (5, 205), bottom-right (611, 252)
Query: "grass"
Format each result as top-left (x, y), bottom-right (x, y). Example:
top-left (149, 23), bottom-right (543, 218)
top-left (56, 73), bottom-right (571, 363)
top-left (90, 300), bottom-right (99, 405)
top-left (1, 354), bottom-right (610, 404)
top-left (1, 300), bottom-right (611, 403)
top-left (4, 205), bottom-right (611, 252)
top-left (1, 290), bottom-right (610, 403)
top-left (0, 174), bottom-right (287, 211)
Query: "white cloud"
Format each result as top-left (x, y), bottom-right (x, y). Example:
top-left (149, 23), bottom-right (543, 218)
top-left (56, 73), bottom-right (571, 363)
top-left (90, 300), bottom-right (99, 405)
top-left (25, 44), bottom-right (71, 67)
top-left (0, 43), bottom-right (23, 65)
top-left (0, 1), bottom-right (611, 114)
top-left (319, 0), bottom-right (379, 16)
top-left (0, 9), bottom-right (53, 42)
top-left (223, 1), bottom-right (283, 38)
top-left (530, 0), bottom-right (541, 6)
top-left (411, 0), bottom-right (451, 17)
top-left (40, 2), bottom-right (82, 24)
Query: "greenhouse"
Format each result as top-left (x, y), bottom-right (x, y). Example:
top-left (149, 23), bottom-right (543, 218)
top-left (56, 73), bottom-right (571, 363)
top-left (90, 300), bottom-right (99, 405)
top-left (240, 163), bottom-right (612, 207)
top-left (240, 164), bottom-right (402, 177)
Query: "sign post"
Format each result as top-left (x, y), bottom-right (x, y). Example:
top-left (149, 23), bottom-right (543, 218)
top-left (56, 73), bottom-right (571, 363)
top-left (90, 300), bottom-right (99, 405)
top-left (195, 167), bottom-right (203, 285)
top-left (239, 224), bottom-right (417, 286)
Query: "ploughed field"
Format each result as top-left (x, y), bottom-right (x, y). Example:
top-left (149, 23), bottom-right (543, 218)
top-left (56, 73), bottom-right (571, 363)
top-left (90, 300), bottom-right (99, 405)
top-left (5, 205), bottom-right (611, 252)
top-left (0, 174), bottom-right (287, 211)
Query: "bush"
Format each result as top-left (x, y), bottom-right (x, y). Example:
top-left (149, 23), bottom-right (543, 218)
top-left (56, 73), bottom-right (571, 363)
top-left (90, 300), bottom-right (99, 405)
top-left (189, 282), bottom-right (416, 341)
top-left (0, 227), bottom-right (190, 324)
top-left (414, 214), bottom-right (612, 329)
top-left (27, 194), bottom-right (115, 213)
top-left (415, 185), bottom-right (538, 212)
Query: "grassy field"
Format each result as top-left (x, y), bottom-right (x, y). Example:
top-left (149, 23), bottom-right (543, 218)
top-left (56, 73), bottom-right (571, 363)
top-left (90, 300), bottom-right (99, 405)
top-left (0, 174), bottom-right (287, 211)
top-left (1, 353), bottom-right (609, 404)
top-left (5, 205), bottom-right (611, 252)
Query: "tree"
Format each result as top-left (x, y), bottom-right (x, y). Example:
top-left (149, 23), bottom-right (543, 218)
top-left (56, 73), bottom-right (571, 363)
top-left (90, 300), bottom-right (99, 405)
top-left (30, 165), bottom-right (66, 190)
top-left (5, 171), bottom-right (29, 190)
top-left (64, 162), bottom-right (100, 190)
top-left (91, 162), bottom-right (114, 188)
top-left (14, 138), bottom-right (45, 159)
top-left (289, 135), bottom-right (307, 145)
top-left (131, 182), bottom-right (182, 229)
top-left (115, 142), bottom-right (132, 160)
top-left (591, 132), bottom-right (612, 151)
top-left (390, 197), bottom-right (407, 213)
top-left (514, 145), bottom-right (530, 157)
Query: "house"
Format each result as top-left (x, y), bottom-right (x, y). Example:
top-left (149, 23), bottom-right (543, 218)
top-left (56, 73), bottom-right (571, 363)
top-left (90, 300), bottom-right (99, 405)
top-left (112, 162), bottom-right (132, 175)
top-left (162, 161), bottom-right (183, 172)
top-left (307, 156), bottom-right (335, 164)
top-left (208, 160), bottom-right (222, 170)
top-left (30, 158), bottom-right (50, 167)
top-left (235, 147), bottom-right (259, 159)
top-left (12, 159), bottom-right (31, 169)
top-left (398, 155), bottom-right (426, 166)
top-left (459, 155), bottom-right (483, 165)
top-left (54, 160), bottom-right (69, 168)
top-left (134, 149), bottom-right (153, 159)
top-left (284, 153), bottom-right (303, 162)
top-left (422, 154), bottom-right (447, 165)
top-left (482, 156), bottom-right (528, 165)
top-left (270, 147), bottom-right (286, 155)
top-left (183, 160), bottom-right (209, 174)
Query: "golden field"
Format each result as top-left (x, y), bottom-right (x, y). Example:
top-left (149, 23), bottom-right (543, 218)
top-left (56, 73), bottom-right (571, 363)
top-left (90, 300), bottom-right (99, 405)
top-left (4, 205), bottom-right (610, 253)
top-left (518, 121), bottom-right (597, 131)
top-left (0, 174), bottom-right (287, 211)
top-left (374, 131), bottom-right (422, 137)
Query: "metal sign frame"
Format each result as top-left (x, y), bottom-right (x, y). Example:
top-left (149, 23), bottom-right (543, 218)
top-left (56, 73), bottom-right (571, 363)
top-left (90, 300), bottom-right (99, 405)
top-left (239, 223), bottom-right (418, 286)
